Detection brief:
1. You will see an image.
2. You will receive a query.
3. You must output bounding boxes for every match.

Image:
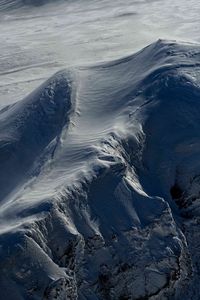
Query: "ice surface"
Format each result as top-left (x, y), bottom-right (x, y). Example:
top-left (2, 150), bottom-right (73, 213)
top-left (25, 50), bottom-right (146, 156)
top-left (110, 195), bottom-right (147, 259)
top-left (0, 40), bottom-right (200, 299)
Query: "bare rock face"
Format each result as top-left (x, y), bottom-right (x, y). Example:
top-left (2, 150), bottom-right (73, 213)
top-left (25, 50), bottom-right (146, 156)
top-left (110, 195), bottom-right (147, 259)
top-left (1, 40), bottom-right (200, 299)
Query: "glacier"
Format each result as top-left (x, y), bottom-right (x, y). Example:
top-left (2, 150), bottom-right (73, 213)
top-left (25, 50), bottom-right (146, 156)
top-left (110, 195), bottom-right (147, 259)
top-left (1, 39), bottom-right (200, 299)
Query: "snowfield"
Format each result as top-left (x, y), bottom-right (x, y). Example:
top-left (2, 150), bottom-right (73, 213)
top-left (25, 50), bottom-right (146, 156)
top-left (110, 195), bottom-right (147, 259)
top-left (0, 0), bottom-right (200, 106)
top-left (1, 1), bottom-right (200, 300)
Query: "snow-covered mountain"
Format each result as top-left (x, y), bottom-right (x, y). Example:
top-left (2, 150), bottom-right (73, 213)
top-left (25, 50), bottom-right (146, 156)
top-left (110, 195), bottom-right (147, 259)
top-left (1, 39), bottom-right (200, 299)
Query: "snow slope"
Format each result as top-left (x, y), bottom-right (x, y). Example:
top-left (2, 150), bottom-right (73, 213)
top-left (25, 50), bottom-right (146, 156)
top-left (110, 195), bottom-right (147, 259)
top-left (1, 40), bottom-right (200, 299)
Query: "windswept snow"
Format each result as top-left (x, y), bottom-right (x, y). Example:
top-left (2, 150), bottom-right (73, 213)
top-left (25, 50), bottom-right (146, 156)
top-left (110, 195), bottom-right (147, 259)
top-left (1, 0), bottom-right (200, 106)
top-left (1, 40), bottom-right (200, 299)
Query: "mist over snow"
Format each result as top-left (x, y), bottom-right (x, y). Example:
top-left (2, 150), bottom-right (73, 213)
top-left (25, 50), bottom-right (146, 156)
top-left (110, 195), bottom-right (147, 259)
top-left (1, 1), bottom-right (200, 300)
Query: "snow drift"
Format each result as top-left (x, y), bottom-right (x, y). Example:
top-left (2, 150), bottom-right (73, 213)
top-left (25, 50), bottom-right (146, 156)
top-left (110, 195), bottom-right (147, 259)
top-left (1, 40), bottom-right (200, 299)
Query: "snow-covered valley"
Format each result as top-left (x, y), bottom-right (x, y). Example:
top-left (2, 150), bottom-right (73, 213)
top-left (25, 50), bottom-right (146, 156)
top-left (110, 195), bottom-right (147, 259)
top-left (1, 1), bottom-right (200, 300)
